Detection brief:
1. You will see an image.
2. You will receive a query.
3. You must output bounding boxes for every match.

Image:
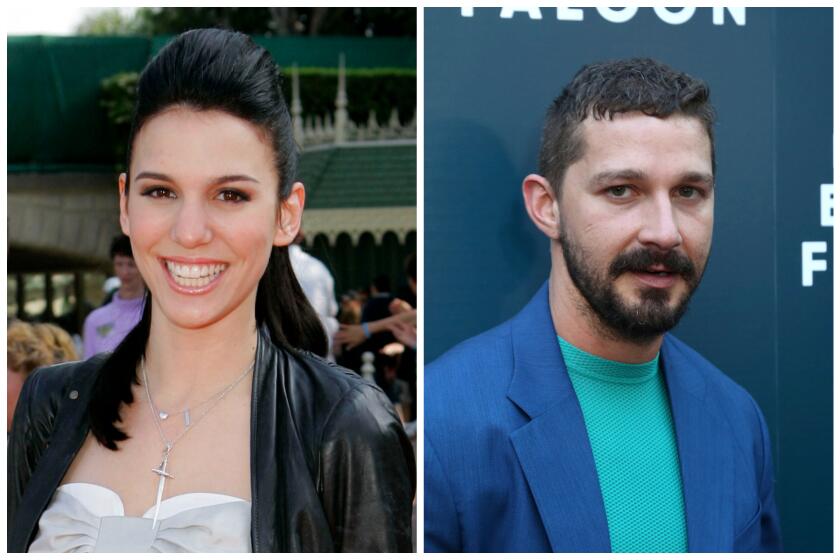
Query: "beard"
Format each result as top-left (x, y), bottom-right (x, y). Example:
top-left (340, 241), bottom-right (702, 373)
top-left (558, 224), bottom-right (706, 343)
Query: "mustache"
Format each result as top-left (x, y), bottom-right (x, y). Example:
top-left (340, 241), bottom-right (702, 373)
top-left (609, 248), bottom-right (696, 280)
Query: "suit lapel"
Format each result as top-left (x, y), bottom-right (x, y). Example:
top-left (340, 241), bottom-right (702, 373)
top-left (506, 282), bottom-right (610, 552)
top-left (661, 336), bottom-right (734, 552)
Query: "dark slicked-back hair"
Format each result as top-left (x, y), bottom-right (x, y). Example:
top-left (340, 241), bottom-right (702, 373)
top-left (91, 28), bottom-right (327, 450)
top-left (538, 57), bottom-right (716, 195)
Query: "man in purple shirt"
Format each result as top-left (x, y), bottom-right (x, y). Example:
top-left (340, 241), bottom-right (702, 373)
top-left (82, 235), bottom-right (145, 358)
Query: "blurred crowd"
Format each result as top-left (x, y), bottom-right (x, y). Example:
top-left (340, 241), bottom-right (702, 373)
top-left (333, 253), bottom-right (417, 427)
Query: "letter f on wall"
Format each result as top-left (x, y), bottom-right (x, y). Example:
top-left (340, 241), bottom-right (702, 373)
top-left (802, 241), bottom-right (828, 287)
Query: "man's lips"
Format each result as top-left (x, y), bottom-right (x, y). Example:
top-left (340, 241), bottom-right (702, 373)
top-left (610, 248), bottom-right (695, 284)
top-left (629, 268), bottom-right (679, 289)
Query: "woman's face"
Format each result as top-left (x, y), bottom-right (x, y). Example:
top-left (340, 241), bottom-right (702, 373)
top-left (119, 107), bottom-right (303, 330)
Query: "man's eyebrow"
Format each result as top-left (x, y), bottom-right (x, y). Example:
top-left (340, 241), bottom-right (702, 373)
top-left (133, 171), bottom-right (260, 185)
top-left (589, 169), bottom-right (715, 188)
top-left (590, 169), bottom-right (648, 186)
top-left (678, 171), bottom-right (715, 187)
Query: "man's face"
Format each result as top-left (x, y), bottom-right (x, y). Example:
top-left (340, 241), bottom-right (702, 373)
top-left (556, 112), bottom-right (714, 342)
top-left (113, 253), bottom-right (143, 294)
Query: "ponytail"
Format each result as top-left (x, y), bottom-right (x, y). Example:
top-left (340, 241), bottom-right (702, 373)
top-left (256, 246), bottom-right (328, 357)
top-left (89, 294), bottom-right (151, 450)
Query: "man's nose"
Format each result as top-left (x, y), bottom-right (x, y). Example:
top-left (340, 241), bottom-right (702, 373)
top-left (171, 199), bottom-right (213, 247)
top-left (637, 193), bottom-right (682, 250)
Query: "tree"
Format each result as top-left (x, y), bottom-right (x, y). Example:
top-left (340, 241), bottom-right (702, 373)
top-left (75, 7), bottom-right (416, 37)
top-left (74, 8), bottom-right (143, 36)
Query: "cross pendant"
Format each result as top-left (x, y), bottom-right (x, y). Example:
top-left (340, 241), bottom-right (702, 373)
top-left (151, 445), bottom-right (174, 528)
top-left (152, 450), bottom-right (174, 479)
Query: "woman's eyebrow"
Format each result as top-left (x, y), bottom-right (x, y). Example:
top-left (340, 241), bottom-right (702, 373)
top-left (212, 174), bottom-right (260, 185)
top-left (134, 171), bottom-right (174, 183)
top-left (133, 171), bottom-right (260, 185)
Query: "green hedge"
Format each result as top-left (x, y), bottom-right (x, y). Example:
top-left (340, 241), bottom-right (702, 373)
top-left (100, 67), bottom-right (416, 156)
top-left (282, 67), bottom-right (416, 126)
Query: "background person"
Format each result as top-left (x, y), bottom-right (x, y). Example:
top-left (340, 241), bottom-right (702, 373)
top-left (82, 234), bottom-right (146, 358)
top-left (7, 321), bottom-right (78, 432)
top-left (289, 231), bottom-right (339, 360)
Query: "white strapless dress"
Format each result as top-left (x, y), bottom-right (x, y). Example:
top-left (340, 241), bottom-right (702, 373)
top-left (28, 483), bottom-right (251, 553)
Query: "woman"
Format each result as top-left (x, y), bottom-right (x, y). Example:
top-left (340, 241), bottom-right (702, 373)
top-left (8, 29), bottom-right (415, 553)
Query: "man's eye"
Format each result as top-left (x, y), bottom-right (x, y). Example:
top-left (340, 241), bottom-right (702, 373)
top-left (677, 186), bottom-right (700, 198)
top-left (217, 189), bottom-right (249, 203)
top-left (606, 185), bottom-right (631, 198)
top-left (141, 186), bottom-right (175, 199)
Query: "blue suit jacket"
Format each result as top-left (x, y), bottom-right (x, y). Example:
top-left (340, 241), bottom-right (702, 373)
top-left (424, 282), bottom-right (782, 552)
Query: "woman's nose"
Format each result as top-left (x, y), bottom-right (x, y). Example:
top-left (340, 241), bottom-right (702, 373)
top-left (170, 199), bottom-right (213, 247)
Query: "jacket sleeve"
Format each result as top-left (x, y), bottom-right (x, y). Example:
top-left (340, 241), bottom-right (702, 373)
top-left (318, 383), bottom-right (415, 552)
top-left (424, 432), bottom-right (462, 552)
top-left (7, 368), bottom-right (56, 530)
top-left (734, 396), bottom-right (782, 552)
top-left (753, 398), bottom-right (782, 552)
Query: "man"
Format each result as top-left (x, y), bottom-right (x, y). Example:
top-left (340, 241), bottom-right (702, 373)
top-left (424, 58), bottom-right (782, 552)
top-left (289, 232), bottom-right (339, 359)
top-left (82, 234), bottom-right (145, 358)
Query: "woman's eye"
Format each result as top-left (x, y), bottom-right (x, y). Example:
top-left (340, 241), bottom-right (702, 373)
top-left (606, 185), bottom-right (631, 198)
top-left (217, 189), bottom-right (249, 203)
top-left (141, 186), bottom-right (175, 199)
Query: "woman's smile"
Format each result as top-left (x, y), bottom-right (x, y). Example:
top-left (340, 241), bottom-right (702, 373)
top-left (161, 258), bottom-right (229, 292)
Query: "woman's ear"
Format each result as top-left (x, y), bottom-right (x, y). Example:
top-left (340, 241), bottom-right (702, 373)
top-left (274, 181), bottom-right (305, 246)
top-left (118, 173), bottom-right (130, 236)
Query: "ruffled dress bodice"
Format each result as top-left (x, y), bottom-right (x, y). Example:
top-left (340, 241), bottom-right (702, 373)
top-left (28, 483), bottom-right (251, 552)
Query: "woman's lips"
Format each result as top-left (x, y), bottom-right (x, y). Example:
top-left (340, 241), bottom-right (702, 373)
top-left (161, 259), bottom-right (228, 292)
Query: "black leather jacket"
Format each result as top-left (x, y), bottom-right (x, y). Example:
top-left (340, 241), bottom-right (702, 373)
top-left (7, 328), bottom-right (415, 552)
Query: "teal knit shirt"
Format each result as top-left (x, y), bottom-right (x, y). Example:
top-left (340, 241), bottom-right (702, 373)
top-left (558, 336), bottom-right (688, 553)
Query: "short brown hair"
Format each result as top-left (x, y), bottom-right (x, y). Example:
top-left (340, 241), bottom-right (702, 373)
top-left (539, 57), bottom-right (716, 195)
top-left (7, 321), bottom-right (78, 376)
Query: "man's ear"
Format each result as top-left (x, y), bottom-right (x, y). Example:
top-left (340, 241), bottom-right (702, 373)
top-left (118, 173), bottom-right (130, 236)
top-left (522, 173), bottom-right (561, 239)
top-left (274, 181), bottom-right (305, 246)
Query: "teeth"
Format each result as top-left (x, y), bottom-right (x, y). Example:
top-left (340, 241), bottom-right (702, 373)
top-left (165, 260), bottom-right (226, 288)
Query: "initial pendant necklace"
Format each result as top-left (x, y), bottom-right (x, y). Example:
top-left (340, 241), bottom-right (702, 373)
top-left (141, 356), bottom-right (254, 528)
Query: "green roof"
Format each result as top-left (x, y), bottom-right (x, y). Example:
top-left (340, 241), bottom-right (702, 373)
top-left (298, 142), bottom-right (415, 208)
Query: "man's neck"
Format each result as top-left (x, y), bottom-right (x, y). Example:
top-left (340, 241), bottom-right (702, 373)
top-left (548, 267), bottom-right (663, 364)
top-left (118, 286), bottom-right (144, 300)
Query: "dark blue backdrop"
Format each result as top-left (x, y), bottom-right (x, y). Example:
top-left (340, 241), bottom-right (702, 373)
top-left (424, 7), bottom-right (832, 552)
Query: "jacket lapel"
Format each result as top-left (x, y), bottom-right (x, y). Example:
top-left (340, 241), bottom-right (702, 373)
top-left (9, 359), bottom-right (101, 552)
top-left (506, 282), bottom-right (610, 552)
top-left (661, 336), bottom-right (734, 552)
top-left (250, 326), bottom-right (284, 552)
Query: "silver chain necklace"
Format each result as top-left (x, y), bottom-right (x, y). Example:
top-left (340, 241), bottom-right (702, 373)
top-left (150, 379), bottom-right (240, 426)
top-left (141, 356), bottom-right (254, 528)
